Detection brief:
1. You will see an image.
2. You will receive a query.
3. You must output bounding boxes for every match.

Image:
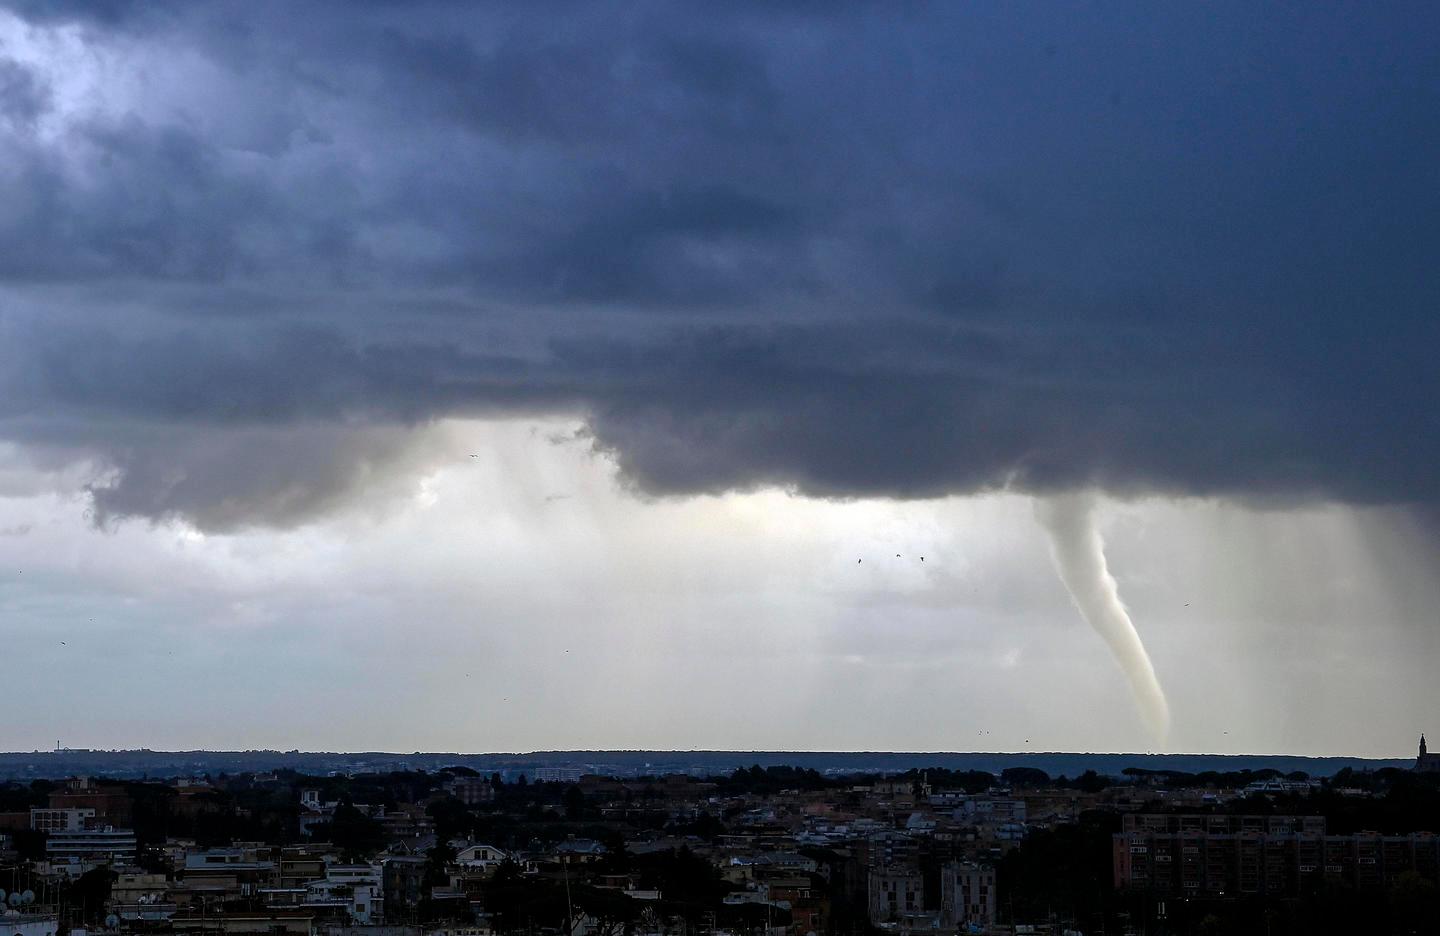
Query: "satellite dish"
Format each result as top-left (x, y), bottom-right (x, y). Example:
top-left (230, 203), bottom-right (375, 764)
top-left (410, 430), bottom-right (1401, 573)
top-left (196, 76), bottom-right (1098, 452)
top-left (106, 915), bottom-right (120, 928)
top-left (7, 893), bottom-right (20, 907)
top-left (20, 892), bottom-right (33, 905)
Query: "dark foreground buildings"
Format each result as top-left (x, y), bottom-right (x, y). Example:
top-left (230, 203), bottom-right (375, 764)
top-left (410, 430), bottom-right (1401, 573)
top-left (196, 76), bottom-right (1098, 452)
top-left (5, 751), bottom-right (1440, 935)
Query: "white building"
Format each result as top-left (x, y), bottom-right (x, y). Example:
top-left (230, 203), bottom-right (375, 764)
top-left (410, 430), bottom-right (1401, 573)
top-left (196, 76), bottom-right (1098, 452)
top-left (940, 862), bottom-right (995, 931)
top-left (45, 828), bottom-right (137, 875)
top-left (304, 862), bottom-right (385, 924)
top-left (30, 808), bottom-right (96, 832)
top-left (867, 867), bottom-right (923, 924)
top-left (454, 844), bottom-right (508, 872)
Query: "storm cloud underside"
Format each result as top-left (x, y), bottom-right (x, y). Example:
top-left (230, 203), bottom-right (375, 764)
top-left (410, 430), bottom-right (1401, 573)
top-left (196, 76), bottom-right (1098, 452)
top-left (0, 2), bottom-right (1437, 528)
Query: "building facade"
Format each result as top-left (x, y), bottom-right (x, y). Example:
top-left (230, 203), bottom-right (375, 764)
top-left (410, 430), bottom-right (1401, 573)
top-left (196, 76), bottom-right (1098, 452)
top-left (30, 808), bottom-right (96, 832)
top-left (445, 777), bottom-right (495, 805)
top-left (867, 867), bottom-right (923, 924)
top-left (45, 827), bottom-right (138, 874)
top-left (1115, 814), bottom-right (1440, 897)
top-left (940, 862), bottom-right (996, 931)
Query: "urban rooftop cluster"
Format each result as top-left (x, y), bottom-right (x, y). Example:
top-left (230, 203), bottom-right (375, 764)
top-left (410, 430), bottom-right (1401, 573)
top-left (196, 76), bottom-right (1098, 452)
top-left (3, 749), bottom-right (1440, 936)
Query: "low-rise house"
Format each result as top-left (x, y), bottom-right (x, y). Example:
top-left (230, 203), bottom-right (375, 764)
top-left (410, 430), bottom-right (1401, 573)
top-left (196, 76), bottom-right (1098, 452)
top-left (454, 844), bottom-right (508, 873)
top-left (309, 863), bottom-right (385, 924)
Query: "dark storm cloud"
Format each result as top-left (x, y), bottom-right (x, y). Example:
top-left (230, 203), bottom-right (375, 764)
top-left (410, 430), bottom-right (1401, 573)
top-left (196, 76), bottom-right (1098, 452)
top-left (1, 0), bottom-right (1437, 528)
top-left (0, 56), bottom-right (47, 127)
top-left (4, 0), bottom-right (161, 27)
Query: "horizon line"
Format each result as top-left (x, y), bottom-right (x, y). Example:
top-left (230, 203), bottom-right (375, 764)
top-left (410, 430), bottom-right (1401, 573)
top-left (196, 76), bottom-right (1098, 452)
top-left (2, 747), bottom-right (1412, 761)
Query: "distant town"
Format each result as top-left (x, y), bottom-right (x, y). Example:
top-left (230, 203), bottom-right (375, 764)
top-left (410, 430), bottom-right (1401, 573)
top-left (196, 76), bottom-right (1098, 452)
top-left (0, 744), bottom-right (1438, 935)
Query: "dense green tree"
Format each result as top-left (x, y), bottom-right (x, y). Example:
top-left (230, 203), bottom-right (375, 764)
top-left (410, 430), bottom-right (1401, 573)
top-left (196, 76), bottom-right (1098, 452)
top-left (631, 846), bottom-right (731, 920)
top-left (69, 867), bottom-right (118, 924)
top-left (563, 785), bottom-right (587, 820)
top-left (422, 840), bottom-right (457, 890)
top-left (997, 810), bottom-right (1118, 928)
top-left (719, 765), bottom-right (831, 795)
top-left (12, 828), bottom-right (45, 860)
top-left (574, 885), bottom-right (642, 936)
top-left (320, 804), bottom-right (390, 858)
top-left (485, 870), bottom-right (568, 934)
top-left (427, 795), bottom-right (475, 840)
top-left (443, 765), bottom-right (481, 778)
top-left (1000, 767), bottom-right (1050, 787)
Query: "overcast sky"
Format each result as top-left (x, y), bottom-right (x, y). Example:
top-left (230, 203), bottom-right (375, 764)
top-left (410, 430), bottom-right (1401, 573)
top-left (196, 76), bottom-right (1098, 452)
top-left (0, 2), bottom-right (1436, 757)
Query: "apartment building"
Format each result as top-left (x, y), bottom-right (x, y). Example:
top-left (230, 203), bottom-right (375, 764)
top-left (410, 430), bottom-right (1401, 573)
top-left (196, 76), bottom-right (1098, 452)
top-left (867, 866), bottom-right (923, 924)
top-left (29, 808), bottom-right (96, 832)
top-left (1114, 814), bottom-right (1440, 897)
top-left (940, 861), bottom-right (996, 931)
top-left (45, 827), bottom-right (138, 874)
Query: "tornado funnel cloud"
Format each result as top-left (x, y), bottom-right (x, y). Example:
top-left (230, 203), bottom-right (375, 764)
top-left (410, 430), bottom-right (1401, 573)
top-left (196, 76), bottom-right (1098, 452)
top-left (1035, 492), bottom-right (1170, 743)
